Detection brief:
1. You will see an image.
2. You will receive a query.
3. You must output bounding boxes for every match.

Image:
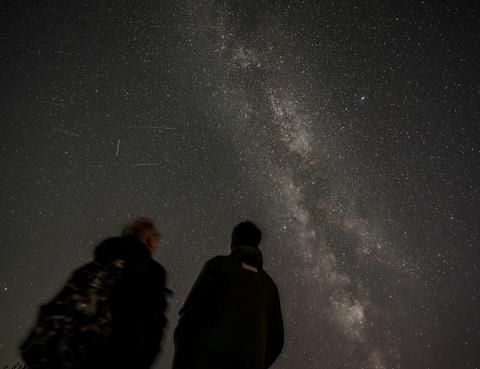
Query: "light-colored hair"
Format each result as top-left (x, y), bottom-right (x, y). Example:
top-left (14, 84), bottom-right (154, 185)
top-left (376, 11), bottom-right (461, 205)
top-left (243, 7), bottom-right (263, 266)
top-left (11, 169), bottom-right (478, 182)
top-left (121, 217), bottom-right (157, 239)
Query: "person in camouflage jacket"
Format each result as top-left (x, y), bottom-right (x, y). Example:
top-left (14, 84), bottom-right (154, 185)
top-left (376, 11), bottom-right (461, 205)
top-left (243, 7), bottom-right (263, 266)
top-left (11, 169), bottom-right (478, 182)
top-left (20, 217), bottom-right (170, 369)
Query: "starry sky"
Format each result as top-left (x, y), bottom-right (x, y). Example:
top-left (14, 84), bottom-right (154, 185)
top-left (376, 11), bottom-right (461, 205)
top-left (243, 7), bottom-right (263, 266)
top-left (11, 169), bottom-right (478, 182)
top-left (1, 1), bottom-right (479, 368)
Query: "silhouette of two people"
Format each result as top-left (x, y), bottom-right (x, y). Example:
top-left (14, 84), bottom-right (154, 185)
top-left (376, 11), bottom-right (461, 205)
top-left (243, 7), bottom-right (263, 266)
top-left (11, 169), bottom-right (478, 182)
top-left (20, 218), bottom-right (284, 369)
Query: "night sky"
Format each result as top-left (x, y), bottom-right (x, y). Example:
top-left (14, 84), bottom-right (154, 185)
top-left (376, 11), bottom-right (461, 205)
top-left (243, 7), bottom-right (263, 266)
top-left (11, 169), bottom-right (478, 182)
top-left (1, 1), bottom-right (479, 368)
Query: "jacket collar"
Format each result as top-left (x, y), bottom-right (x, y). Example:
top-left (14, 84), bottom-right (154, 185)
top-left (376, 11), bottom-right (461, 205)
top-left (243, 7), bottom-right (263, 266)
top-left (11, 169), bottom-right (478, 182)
top-left (94, 235), bottom-right (150, 263)
top-left (230, 245), bottom-right (263, 269)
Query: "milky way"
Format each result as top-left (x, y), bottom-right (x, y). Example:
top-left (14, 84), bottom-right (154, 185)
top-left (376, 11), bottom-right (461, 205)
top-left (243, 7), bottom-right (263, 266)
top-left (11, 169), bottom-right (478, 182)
top-left (179, 3), bottom-right (426, 367)
top-left (1, 1), bottom-right (478, 369)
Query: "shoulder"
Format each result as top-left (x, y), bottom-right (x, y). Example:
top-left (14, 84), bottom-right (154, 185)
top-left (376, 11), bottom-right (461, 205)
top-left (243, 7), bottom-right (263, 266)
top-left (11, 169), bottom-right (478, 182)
top-left (194, 255), bottom-right (230, 277)
top-left (69, 261), bottom-right (98, 281)
top-left (262, 270), bottom-right (280, 292)
top-left (207, 255), bottom-right (228, 265)
top-left (203, 255), bottom-right (232, 270)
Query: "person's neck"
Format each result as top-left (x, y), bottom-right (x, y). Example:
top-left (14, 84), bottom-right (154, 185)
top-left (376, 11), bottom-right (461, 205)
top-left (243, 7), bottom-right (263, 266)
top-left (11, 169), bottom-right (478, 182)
top-left (231, 244), bottom-right (258, 251)
top-left (139, 239), bottom-right (154, 256)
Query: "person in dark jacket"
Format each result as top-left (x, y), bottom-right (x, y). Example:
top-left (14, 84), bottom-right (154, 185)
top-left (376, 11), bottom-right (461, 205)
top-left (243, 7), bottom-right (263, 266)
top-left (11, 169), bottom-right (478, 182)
top-left (91, 217), bottom-right (170, 369)
top-left (19, 217), bottom-right (169, 369)
top-left (172, 221), bottom-right (284, 369)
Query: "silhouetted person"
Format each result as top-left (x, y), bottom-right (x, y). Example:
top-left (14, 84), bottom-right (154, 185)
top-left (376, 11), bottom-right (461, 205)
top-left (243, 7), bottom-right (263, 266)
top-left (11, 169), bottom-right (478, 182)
top-left (172, 221), bottom-right (284, 369)
top-left (93, 217), bottom-right (169, 369)
top-left (20, 217), bottom-right (169, 369)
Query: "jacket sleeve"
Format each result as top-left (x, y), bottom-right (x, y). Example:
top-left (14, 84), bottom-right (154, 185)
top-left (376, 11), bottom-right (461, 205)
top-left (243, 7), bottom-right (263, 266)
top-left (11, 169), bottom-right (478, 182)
top-left (141, 265), bottom-right (169, 368)
top-left (172, 257), bottom-right (222, 369)
top-left (265, 284), bottom-right (284, 368)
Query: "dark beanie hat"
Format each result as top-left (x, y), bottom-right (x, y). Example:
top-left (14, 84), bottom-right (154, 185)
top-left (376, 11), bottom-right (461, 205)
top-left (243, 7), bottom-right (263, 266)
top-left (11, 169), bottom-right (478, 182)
top-left (231, 221), bottom-right (262, 248)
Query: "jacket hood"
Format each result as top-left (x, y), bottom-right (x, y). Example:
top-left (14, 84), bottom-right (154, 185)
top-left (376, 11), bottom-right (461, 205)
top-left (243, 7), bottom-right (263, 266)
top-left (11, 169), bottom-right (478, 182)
top-left (230, 245), bottom-right (263, 269)
top-left (94, 235), bottom-right (150, 263)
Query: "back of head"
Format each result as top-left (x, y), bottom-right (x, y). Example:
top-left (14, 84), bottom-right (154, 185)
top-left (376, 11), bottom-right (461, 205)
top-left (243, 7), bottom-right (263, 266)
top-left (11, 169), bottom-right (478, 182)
top-left (231, 221), bottom-right (262, 248)
top-left (121, 217), bottom-right (157, 240)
